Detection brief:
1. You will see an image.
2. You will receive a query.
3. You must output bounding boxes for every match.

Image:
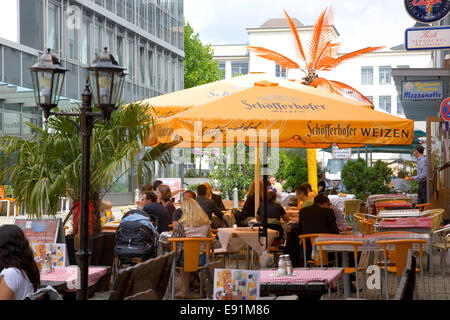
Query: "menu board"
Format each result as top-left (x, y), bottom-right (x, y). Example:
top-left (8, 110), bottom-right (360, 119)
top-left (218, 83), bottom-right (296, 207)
top-left (32, 243), bottom-right (66, 271)
top-left (15, 218), bottom-right (61, 244)
top-left (15, 218), bottom-right (69, 266)
top-left (213, 268), bottom-right (260, 300)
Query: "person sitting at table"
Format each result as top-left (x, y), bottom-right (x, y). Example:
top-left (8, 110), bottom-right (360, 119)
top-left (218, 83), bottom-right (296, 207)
top-left (284, 193), bottom-right (339, 268)
top-left (269, 175), bottom-right (282, 201)
top-left (314, 195), bottom-right (349, 232)
top-left (172, 198), bottom-right (211, 299)
top-left (235, 179), bottom-right (264, 227)
top-left (173, 190), bottom-right (197, 229)
top-left (294, 184), bottom-right (314, 211)
top-left (196, 184), bottom-right (229, 228)
top-left (204, 182), bottom-right (226, 211)
top-left (141, 191), bottom-right (172, 233)
top-left (156, 184), bottom-right (176, 220)
top-left (0, 225), bottom-right (40, 300)
top-left (256, 191), bottom-right (289, 241)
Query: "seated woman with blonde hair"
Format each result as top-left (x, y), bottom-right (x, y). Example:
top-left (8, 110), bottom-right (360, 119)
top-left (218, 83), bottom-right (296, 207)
top-left (172, 198), bottom-right (211, 299)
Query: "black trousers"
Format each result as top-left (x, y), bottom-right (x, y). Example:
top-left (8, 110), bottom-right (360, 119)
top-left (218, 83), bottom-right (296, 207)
top-left (417, 180), bottom-right (427, 205)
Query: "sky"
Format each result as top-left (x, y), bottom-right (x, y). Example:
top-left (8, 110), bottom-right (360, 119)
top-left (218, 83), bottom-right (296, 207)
top-left (184, 0), bottom-right (419, 52)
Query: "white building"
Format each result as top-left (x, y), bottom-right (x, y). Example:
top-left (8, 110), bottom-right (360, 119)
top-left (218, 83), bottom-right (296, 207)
top-left (211, 17), bottom-right (432, 175)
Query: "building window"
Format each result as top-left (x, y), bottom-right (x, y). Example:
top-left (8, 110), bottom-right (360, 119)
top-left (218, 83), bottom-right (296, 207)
top-left (139, 47), bottom-right (146, 84)
top-left (68, 24), bottom-right (79, 61)
top-left (105, 29), bottom-right (114, 54)
top-left (147, 50), bottom-right (154, 87)
top-left (116, 35), bottom-right (123, 66)
top-left (116, 0), bottom-right (124, 18)
top-left (22, 53), bottom-right (38, 89)
top-left (105, 0), bottom-right (114, 12)
top-left (231, 61), bottom-right (248, 77)
top-left (125, 38), bottom-right (135, 80)
top-left (126, 0), bottom-right (134, 23)
top-left (361, 66), bottom-right (373, 85)
top-left (397, 65), bottom-right (409, 68)
top-left (81, 19), bottom-right (91, 65)
top-left (218, 61), bottom-right (226, 79)
top-left (4, 47), bottom-right (21, 86)
top-left (397, 99), bottom-right (404, 115)
top-left (156, 53), bottom-right (162, 90)
top-left (379, 96), bottom-right (391, 113)
top-left (379, 66), bottom-right (391, 84)
top-left (22, 117), bottom-right (40, 136)
top-left (275, 64), bottom-right (287, 78)
top-left (47, 2), bottom-right (60, 53)
top-left (3, 112), bottom-right (21, 135)
top-left (138, 0), bottom-right (146, 30)
top-left (94, 23), bottom-right (104, 58)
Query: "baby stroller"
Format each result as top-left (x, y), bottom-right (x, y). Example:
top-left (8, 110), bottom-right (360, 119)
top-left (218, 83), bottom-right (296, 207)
top-left (113, 210), bottom-right (159, 276)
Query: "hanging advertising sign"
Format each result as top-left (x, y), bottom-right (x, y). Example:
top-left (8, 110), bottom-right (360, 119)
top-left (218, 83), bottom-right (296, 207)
top-left (404, 0), bottom-right (450, 23)
top-left (402, 81), bottom-right (443, 100)
top-left (405, 26), bottom-right (450, 50)
top-left (332, 144), bottom-right (352, 159)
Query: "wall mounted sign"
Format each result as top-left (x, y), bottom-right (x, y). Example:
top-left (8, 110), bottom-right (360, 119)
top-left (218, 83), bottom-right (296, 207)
top-left (404, 0), bottom-right (450, 23)
top-left (405, 26), bottom-right (450, 50)
top-left (401, 81), bottom-right (443, 100)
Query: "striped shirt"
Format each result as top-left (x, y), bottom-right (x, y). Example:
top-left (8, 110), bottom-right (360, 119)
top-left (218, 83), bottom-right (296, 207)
top-left (414, 155), bottom-right (427, 182)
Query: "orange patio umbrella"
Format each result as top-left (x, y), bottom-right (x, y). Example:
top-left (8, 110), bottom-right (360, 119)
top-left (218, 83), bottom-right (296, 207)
top-left (139, 73), bottom-right (317, 120)
top-left (145, 81), bottom-right (414, 148)
top-left (145, 81), bottom-right (414, 249)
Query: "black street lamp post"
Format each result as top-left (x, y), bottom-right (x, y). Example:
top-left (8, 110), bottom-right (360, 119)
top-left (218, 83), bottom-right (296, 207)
top-left (30, 48), bottom-right (125, 300)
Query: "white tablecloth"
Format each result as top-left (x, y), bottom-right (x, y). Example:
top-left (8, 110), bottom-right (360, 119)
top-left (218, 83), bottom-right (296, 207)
top-left (217, 227), bottom-right (279, 255)
top-left (327, 194), bottom-right (356, 211)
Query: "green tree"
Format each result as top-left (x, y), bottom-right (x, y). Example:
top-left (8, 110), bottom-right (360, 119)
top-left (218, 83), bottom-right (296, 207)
top-left (282, 154), bottom-right (308, 191)
top-left (184, 21), bottom-right (224, 89)
top-left (0, 102), bottom-right (175, 235)
top-left (341, 158), bottom-right (392, 200)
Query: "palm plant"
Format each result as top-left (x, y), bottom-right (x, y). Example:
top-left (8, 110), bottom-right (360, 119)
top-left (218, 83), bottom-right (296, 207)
top-left (0, 102), bottom-right (176, 235)
top-left (248, 7), bottom-right (383, 192)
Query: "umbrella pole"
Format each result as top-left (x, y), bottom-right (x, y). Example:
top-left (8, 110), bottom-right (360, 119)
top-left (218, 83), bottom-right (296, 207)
top-left (255, 146), bottom-right (260, 216)
top-left (262, 142), bottom-right (268, 249)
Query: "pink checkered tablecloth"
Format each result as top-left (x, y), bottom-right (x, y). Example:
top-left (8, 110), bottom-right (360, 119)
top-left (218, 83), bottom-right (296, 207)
top-left (40, 266), bottom-right (107, 292)
top-left (259, 268), bottom-right (343, 289)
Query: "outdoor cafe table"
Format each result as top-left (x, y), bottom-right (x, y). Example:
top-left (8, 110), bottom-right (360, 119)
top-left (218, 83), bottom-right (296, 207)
top-left (367, 194), bottom-right (417, 215)
top-left (259, 268), bottom-right (343, 298)
top-left (311, 232), bottom-right (429, 298)
top-left (378, 209), bottom-right (421, 218)
top-left (378, 217), bottom-right (432, 233)
top-left (217, 227), bottom-right (278, 267)
top-left (327, 194), bottom-right (356, 212)
top-left (40, 266), bottom-right (109, 294)
top-left (101, 220), bottom-right (120, 233)
top-left (374, 200), bottom-right (412, 212)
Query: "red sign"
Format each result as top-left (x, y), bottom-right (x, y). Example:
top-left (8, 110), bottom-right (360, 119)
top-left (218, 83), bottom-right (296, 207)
top-left (440, 97), bottom-right (450, 121)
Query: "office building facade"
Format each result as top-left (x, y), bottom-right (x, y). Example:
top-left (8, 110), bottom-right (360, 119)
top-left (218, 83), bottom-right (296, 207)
top-left (0, 0), bottom-right (184, 202)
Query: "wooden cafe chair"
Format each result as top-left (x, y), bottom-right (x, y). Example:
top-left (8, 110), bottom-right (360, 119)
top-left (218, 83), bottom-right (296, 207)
top-left (314, 240), bottom-right (365, 299)
top-left (416, 203), bottom-right (431, 212)
top-left (168, 237), bottom-right (214, 299)
top-left (376, 238), bottom-right (427, 300)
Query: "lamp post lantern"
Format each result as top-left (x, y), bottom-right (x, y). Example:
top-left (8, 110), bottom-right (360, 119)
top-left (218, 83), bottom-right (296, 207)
top-left (30, 48), bottom-right (125, 300)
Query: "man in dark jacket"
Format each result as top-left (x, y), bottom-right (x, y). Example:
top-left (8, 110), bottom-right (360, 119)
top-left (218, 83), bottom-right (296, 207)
top-left (141, 191), bottom-right (172, 233)
top-left (196, 184), bottom-right (229, 227)
top-left (285, 194), bottom-right (339, 267)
